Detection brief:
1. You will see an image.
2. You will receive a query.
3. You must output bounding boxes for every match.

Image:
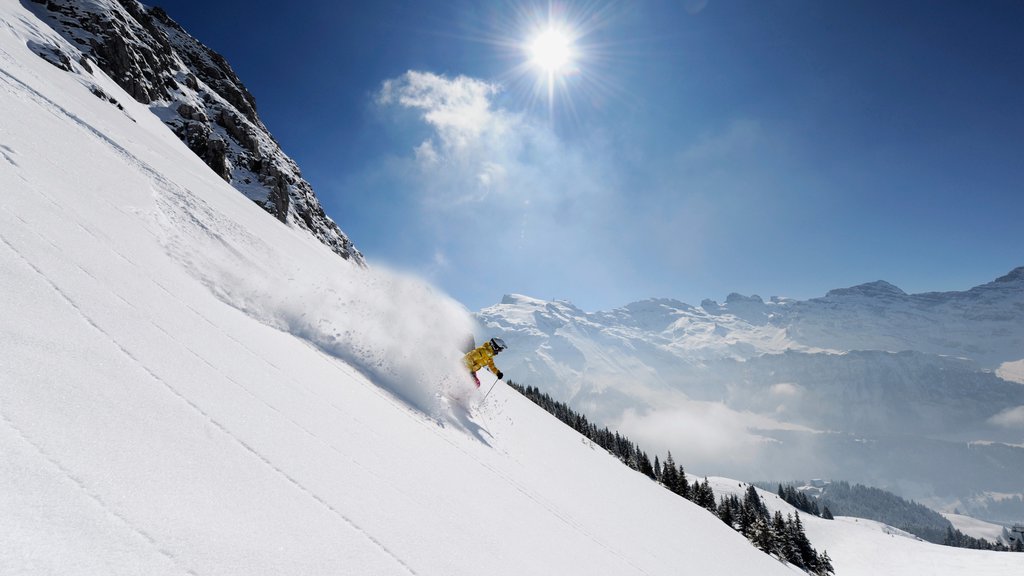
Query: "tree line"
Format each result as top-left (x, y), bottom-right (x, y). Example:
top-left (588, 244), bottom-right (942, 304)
top-left (766, 480), bottom-right (1024, 551)
top-left (508, 381), bottom-right (834, 575)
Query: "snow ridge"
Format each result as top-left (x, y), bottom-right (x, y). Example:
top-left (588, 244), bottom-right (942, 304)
top-left (25, 0), bottom-right (363, 264)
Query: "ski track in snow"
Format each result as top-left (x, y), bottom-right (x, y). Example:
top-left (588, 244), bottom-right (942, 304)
top-left (0, 69), bottom-right (421, 575)
top-left (10, 194), bottom-right (423, 507)
top-left (0, 228), bottom-right (420, 576)
top-left (10, 161), bottom-right (427, 509)
top-left (0, 413), bottom-right (196, 576)
top-left (347, 369), bottom-right (658, 576)
top-left (0, 144), bottom-right (16, 166)
top-left (0, 242), bottom-right (198, 576)
top-left (3, 57), bottom-right (453, 531)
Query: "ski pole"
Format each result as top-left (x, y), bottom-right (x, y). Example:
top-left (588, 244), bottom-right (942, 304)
top-left (480, 375), bottom-right (501, 402)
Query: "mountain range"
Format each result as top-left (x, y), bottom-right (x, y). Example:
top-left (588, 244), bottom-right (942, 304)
top-left (477, 270), bottom-right (1024, 517)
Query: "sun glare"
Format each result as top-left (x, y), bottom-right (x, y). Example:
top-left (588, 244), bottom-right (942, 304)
top-left (528, 28), bottom-right (574, 73)
top-left (490, 2), bottom-right (620, 120)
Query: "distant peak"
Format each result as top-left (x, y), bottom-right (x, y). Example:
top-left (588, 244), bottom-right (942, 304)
top-left (700, 298), bottom-right (721, 313)
top-left (500, 294), bottom-right (546, 306)
top-left (624, 297), bottom-right (689, 310)
top-left (725, 293), bottom-right (764, 305)
top-left (826, 280), bottom-right (906, 298)
top-left (993, 266), bottom-right (1024, 284)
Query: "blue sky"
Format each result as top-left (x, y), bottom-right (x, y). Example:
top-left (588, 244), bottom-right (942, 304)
top-left (156, 0), bottom-right (1023, 311)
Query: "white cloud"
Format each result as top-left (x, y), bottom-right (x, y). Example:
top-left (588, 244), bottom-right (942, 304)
top-left (378, 71), bottom-right (510, 172)
top-left (614, 399), bottom-right (815, 477)
top-left (371, 69), bottom-right (627, 305)
top-left (414, 140), bottom-right (439, 165)
top-left (989, 405), bottom-right (1024, 429)
top-left (769, 382), bottom-right (801, 397)
top-left (376, 70), bottom-right (589, 206)
top-left (476, 161), bottom-right (506, 190)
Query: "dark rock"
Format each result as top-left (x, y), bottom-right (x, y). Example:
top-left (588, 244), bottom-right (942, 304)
top-left (29, 0), bottom-right (364, 265)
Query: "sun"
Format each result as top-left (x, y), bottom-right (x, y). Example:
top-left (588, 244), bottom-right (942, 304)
top-left (528, 27), bottom-right (575, 74)
top-left (482, 2), bottom-right (621, 120)
top-left (521, 23), bottom-right (582, 112)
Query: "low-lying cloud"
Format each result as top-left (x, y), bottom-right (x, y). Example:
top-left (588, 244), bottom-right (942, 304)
top-left (989, 405), bottom-right (1024, 429)
top-left (614, 397), bottom-right (815, 478)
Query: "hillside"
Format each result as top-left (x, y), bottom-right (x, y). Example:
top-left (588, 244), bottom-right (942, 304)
top-left (0, 3), bottom-right (797, 574)
top-left (6, 2), bottom-right (1024, 574)
top-left (708, 480), bottom-right (1024, 576)
top-left (26, 0), bottom-right (363, 263)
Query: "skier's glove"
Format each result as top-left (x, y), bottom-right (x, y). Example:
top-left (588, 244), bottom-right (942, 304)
top-left (496, 371), bottom-right (504, 379)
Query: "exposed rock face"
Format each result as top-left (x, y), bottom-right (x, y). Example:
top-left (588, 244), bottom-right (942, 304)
top-left (26, 0), bottom-right (364, 264)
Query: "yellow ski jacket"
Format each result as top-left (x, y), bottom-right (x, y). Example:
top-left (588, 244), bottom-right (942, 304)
top-left (463, 341), bottom-right (502, 377)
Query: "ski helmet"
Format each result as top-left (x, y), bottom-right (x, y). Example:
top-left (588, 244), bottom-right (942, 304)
top-left (489, 337), bottom-right (507, 352)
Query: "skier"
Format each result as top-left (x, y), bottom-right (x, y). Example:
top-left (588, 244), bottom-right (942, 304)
top-left (463, 337), bottom-right (507, 388)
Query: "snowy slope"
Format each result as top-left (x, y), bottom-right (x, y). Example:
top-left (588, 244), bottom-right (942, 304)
top-left (26, 0), bottom-right (362, 264)
top-left (942, 513), bottom-right (1008, 543)
top-left (0, 4), bottom-right (798, 575)
top-left (706, 479), bottom-right (1024, 576)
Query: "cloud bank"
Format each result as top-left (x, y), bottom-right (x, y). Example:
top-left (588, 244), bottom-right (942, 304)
top-left (989, 405), bottom-right (1024, 429)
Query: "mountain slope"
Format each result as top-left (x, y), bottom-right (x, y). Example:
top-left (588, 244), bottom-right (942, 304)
top-left (0, 4), bottom-right (798, 574)
top-left (480, 269), bottom-right (1024, 397)
top-left (708, 479), bottom-right (1024, 576)
top-left (24, 0), bottom-right (363, 264)
top-left (476, 266), bottom-right (1024, 511)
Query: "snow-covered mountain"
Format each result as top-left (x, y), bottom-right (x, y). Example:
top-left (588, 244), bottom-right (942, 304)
top-left (0, 3), bottom-right (795, 573)
top-left (3, 1), bottom-right (1022, 573)
top-left (25, 0), bottom-right (362, 264)
top-left (0, 3), bottom-right (817, 574)
top-left (476, 274), bottom-right (1024, 512)
top-left (480, 270), bottom-right (1024, 391)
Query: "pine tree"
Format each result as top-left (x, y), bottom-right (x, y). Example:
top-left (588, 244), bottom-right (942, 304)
top-left (635, 448), bottom-right (655, 479)
top-left (775, 511), bottom-right (797, 563)
top-left (698, 478), bottom-right (717, 512)
top-left (662, 452), bottom-right (678, 491)
top-left (677, 466), bottom-right (690, 499)
top-left (791, 512), bottom-right (819, 571)
top-left (744, 485), bottom-right (769, 521)
top-left (718, 497), bottom-right (736, 529)
top-left (818, 550), bottom-right (835, 575)
top-left (752, 515), bottom-right (775, 554)
top-left (822, 505), bottom-right (834, 520)
top-left (739, 487), bottom-right (766, 538)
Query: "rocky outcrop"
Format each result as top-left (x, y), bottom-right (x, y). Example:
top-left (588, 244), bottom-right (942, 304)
top-left (26, 0), bottom-right (364, 264)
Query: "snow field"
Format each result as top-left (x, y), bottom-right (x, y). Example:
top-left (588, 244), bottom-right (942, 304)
top-left (1, 4), bottom-right (794, 574)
